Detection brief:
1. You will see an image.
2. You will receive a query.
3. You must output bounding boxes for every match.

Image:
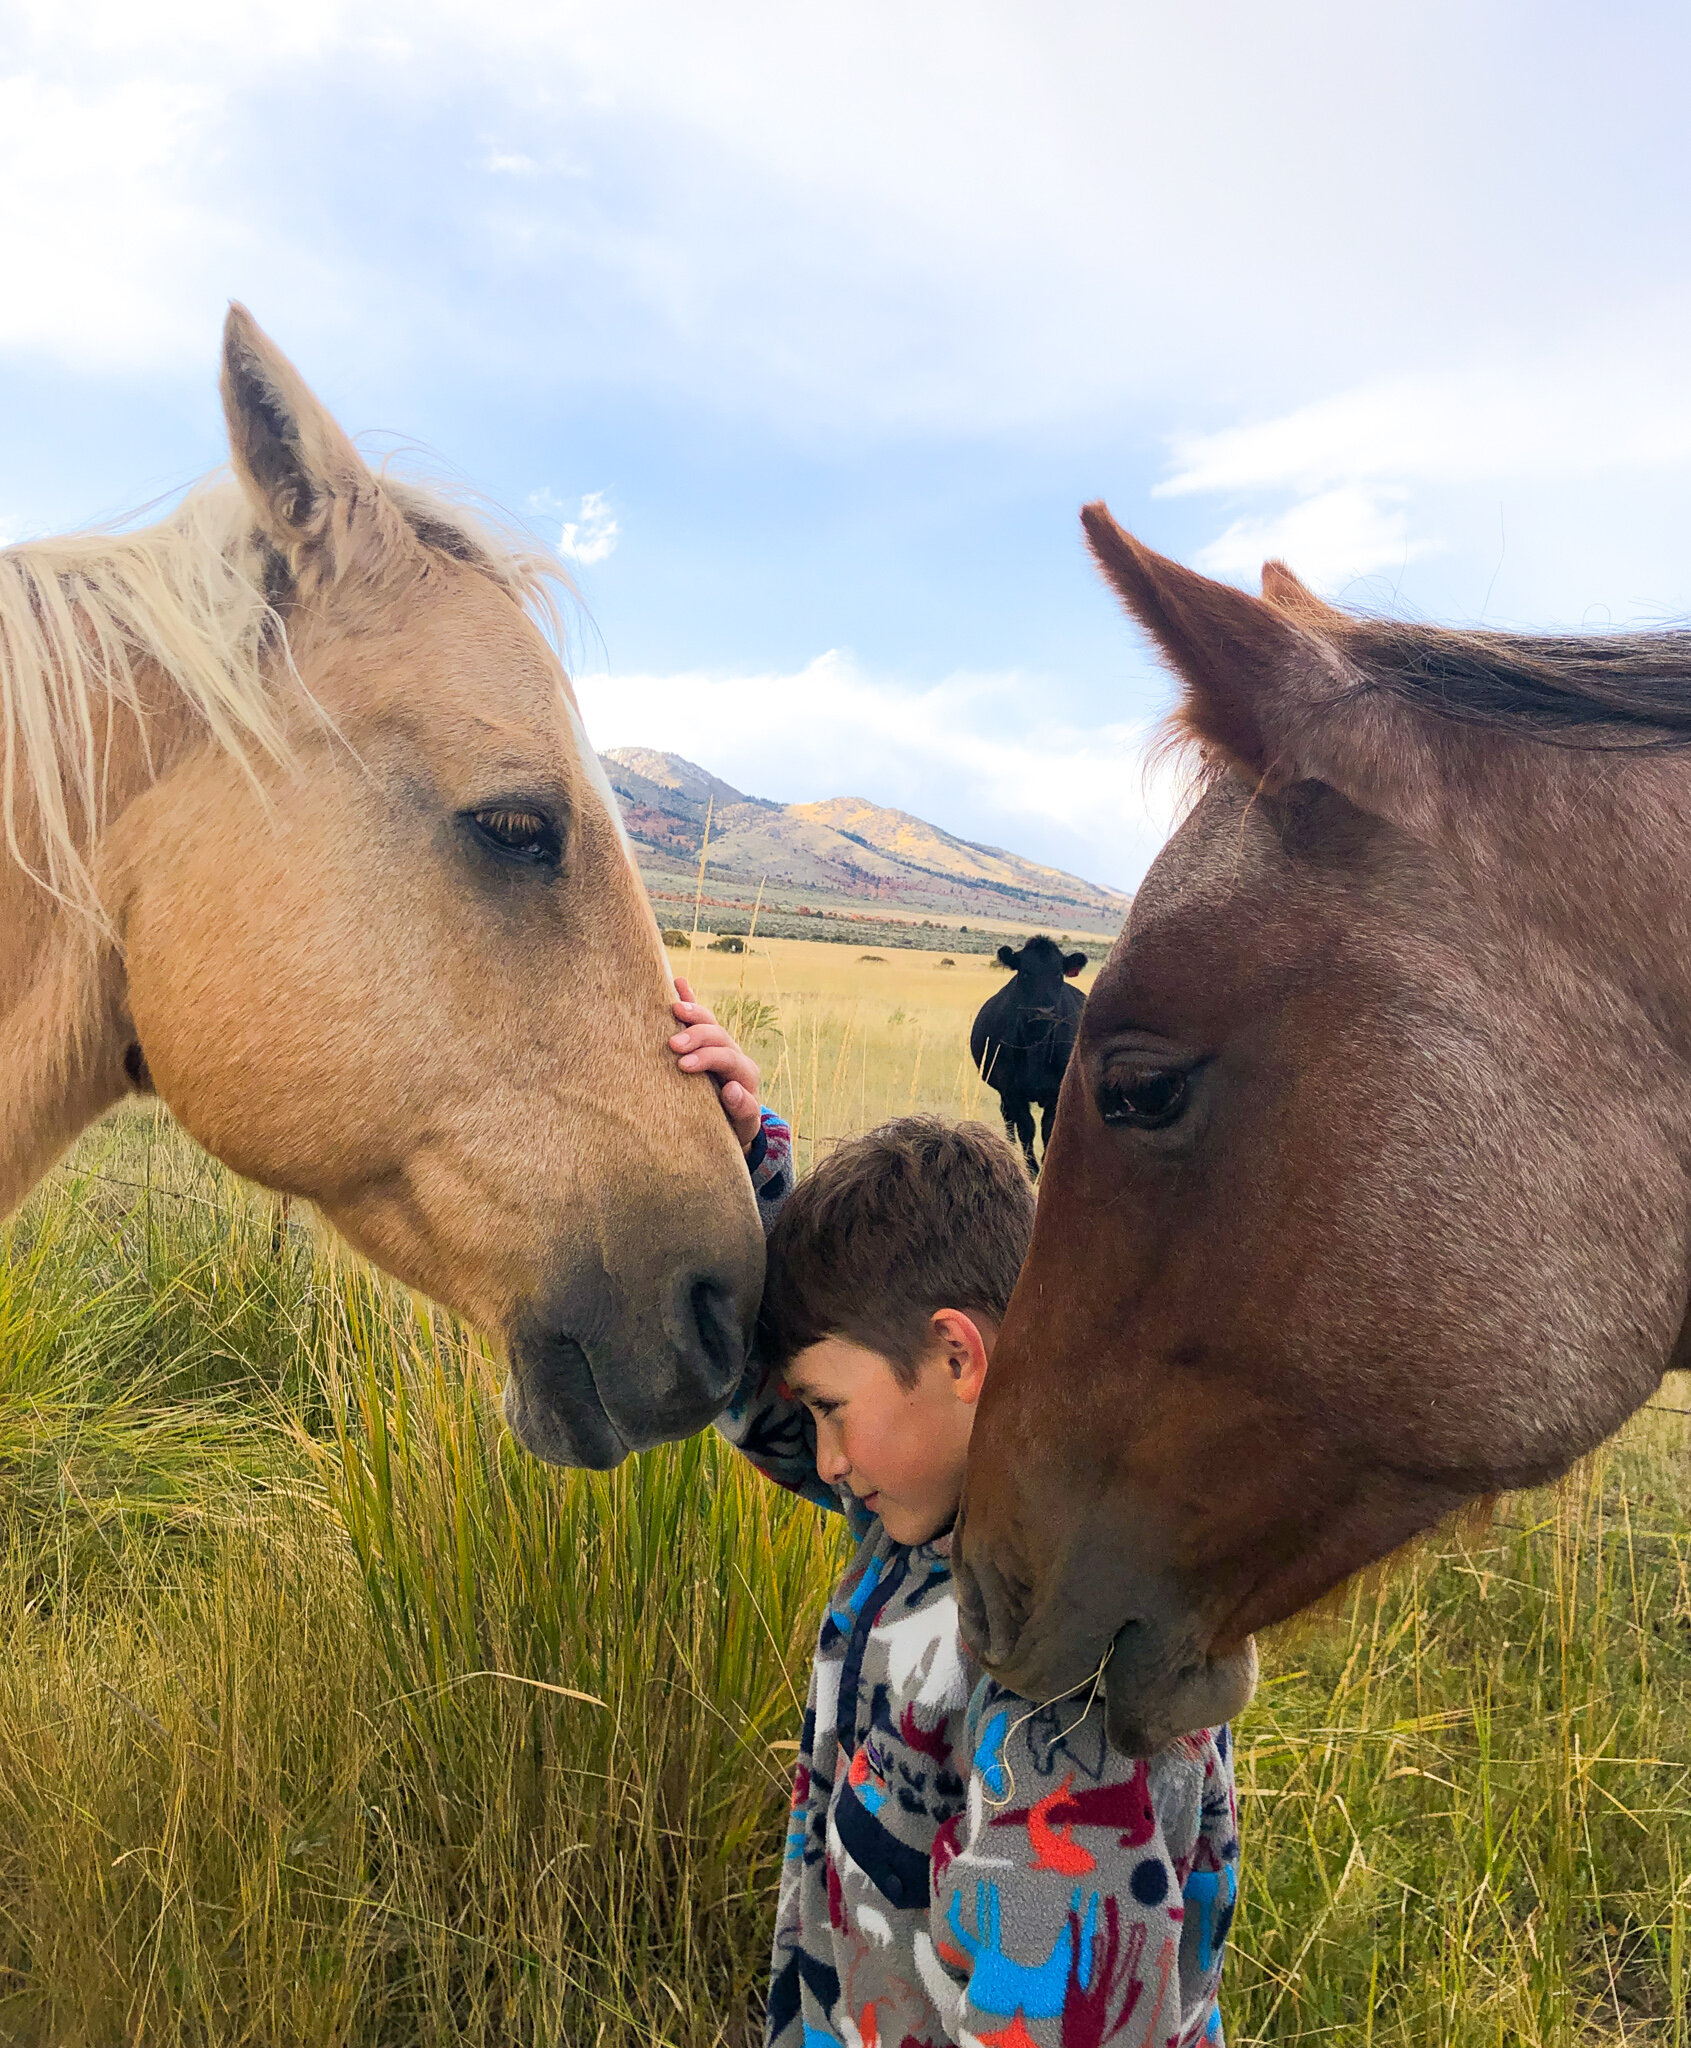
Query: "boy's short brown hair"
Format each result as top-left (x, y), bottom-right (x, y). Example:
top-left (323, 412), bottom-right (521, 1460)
top-left (759, 1115), bottom-right (1035, 1386)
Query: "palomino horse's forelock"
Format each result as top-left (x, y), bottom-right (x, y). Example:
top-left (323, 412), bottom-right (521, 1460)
top-left (0, 473), bottom-right (577, 926)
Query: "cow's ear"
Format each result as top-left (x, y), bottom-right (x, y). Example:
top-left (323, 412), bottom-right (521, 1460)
top-left (997, 945), bottom-right (1020, 969)
top-left (1064, 952), bottom-right (1087, 976)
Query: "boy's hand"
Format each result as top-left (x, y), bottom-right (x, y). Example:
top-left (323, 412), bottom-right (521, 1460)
top-left (670, 977), bottom-right (764, 1153)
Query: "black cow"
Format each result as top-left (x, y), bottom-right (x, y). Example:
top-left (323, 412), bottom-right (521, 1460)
top-left (969, 935), bottom-right (1088, 1178)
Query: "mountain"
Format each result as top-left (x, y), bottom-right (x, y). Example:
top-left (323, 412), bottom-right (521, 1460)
top-left (600, 747), bottom-right (775, 819)
top-left (599, 748), bottom-right (1130, 933)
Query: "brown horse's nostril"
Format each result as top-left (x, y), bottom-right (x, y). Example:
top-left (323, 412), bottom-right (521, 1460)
top-left (952, 1548), bottom-right (1027, 1669)
top-left (954, 1553), bottom-right (989, 1653)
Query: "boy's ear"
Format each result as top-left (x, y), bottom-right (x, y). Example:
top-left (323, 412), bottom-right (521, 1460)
top-left (930, 1309), bottom-right (991, 1405)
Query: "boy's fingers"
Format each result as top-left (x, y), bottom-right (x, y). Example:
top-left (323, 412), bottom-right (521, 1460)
top-left (677, 1041), bottom-right (760, 1089)
top-left (719, 1080), bottom-right (764, 1147)
top-left (669, 1021), bottom-right (735, 1053)
top-left (663, 991), bottom-right (762, 1150)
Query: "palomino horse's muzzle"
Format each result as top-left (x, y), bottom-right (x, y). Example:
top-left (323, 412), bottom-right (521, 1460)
top-left (504, 1261), bottom-right (752, 1470)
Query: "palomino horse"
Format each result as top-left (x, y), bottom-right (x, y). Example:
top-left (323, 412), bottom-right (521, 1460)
top-left (1, 307), bottom-right (763, 1468)
top-left (956, 501), bottom-right (1691, 1754)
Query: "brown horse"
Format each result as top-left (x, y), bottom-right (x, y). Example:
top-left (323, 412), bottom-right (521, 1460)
top-left (1, 306), bottom-right (762, 1468)
top-left (955, 500), bottom-right (1691, 1754)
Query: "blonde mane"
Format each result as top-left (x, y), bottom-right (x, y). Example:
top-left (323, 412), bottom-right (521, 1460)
top-left (0, 473), bottom-right (571, 921)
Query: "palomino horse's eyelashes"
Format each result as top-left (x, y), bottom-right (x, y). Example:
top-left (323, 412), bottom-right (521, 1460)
top-left (463, 805), bottom-right (565, 869)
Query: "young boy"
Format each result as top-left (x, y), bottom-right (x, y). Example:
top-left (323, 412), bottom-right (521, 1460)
top-left (671, 984), bottom-right (1239, 2048)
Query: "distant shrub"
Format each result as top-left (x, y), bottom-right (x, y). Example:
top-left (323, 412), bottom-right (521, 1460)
top-left (709, 935), bottom-right (745, 953)
top-left (719, 994), bottom-right (780, 1044)
top-left (857, 953), bottom-right (886, 965)
top-left (662, 928), bottom-right (691, 947)
top-left (938, 957), bottom-right (956, 968)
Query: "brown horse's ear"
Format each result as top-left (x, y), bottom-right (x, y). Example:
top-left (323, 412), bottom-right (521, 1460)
top-left (1260, 558), bottom-right (1339, 625)
top-left (1083, 502), bottom-right (1442, 834)
top-left (221, 303), bottom-right (416, 595)
top-left (1081, 502), bottom-right (1321, 785)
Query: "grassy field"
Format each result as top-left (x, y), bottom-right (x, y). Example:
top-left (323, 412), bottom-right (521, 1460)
top-left (1, 937), bottom-right (1688, 2045)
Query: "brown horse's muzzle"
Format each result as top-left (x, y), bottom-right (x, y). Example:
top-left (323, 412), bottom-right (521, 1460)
top-left (953, 1506), bottom-right (1259, 1758)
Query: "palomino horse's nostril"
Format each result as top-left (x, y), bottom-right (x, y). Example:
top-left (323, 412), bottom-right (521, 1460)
top-left (677, 1274), bottom-right (745, 1398)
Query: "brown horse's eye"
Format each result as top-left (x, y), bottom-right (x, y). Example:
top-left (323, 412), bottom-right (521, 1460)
top-left (1098, 1066), bottom-right (1191, 1131)
top-left (467, 806), bottom-right (563, 867)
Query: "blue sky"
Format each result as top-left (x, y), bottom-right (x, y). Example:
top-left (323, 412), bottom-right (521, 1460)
top-left (5, 1), bottom-right (1689, 889)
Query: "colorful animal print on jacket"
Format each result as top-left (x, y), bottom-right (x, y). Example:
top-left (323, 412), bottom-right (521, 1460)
top-left (724, 1111), bottom-right (1240, 2047)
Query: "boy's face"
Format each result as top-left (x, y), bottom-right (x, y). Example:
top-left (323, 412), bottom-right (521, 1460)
top-left (784, 1311), bottom-right (994, 1545)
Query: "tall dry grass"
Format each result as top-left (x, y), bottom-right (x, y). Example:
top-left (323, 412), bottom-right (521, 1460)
top-left (0, 938), bottom-right (1685, 2044)
top-left (677, 935), bottom-right (1067, 1172)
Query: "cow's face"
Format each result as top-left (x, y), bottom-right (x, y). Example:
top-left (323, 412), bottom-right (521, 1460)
top-left (998, 936), bottom-right (1088, 984)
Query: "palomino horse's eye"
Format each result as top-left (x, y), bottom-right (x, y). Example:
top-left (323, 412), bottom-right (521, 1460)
top-left (1098, 1066), bottom-right (1191, 1131)
top-left (467, 807), bottom-right (563, 867)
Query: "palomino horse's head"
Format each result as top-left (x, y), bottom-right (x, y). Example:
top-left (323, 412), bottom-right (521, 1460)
top-left (956, 503), bottom-right (1691, 1752)
top-left (2, 309), bottom-right (763, 1466)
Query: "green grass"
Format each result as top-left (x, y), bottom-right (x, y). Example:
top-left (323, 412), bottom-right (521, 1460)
top-left (0, 1105), bottom-right (843, 2046)
top-left (1235, 1443), bottom-right (1691, 2044)
top-left (1, 949), bottom-right (1689, 2043)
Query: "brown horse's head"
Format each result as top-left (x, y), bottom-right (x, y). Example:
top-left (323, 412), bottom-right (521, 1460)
top-left (8, 308), bottom-right (762, 1467)
top-left (955, 503), bottom-right (1691, 1752)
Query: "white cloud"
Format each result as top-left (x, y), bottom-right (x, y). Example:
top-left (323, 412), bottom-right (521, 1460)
top-left (557, 491), bottom-right (618, 566)
top-left (1194, 486), bottom-right (1441, 589)
top-left (1160, 331), bottom-right (1691, 502)
top-left (0, 71), bottom-right (231, 368)
top-left (1159, 321), bottom-right (1691, 601)
top-left (571, 651), bottom-right (1183, 892)
top-left (10, 0), bottom-right (1688, 442)
top-left (7, 0), bottom-right (1691, 657)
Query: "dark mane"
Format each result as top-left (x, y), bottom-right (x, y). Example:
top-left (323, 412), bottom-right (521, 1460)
top-left (1338, 617), bottom-right (1691, 750)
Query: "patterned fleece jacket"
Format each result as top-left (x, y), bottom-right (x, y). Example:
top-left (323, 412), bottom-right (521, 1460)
top-left (727, 1110), bottom-right (1240, 2048)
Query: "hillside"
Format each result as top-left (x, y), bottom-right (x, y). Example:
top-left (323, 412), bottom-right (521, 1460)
top-left (600, 748), bottom-right (1130, 938)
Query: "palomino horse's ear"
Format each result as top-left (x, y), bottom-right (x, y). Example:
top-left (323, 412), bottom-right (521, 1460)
top-left (1082, 502), bottom-right (1327, 785)
top-left (220, 303), bottom-right (415, 592)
